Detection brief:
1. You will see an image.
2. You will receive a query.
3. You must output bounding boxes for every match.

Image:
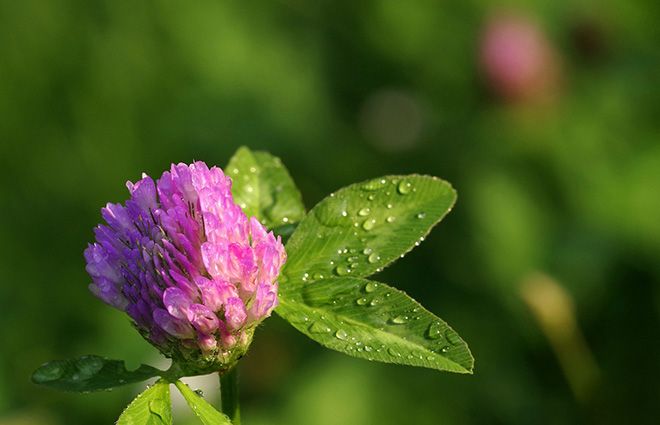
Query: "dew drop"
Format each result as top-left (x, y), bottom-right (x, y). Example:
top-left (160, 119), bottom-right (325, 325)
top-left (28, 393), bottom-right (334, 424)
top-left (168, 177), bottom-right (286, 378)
top-left (440, 346), bottom-right (450, 353)
top-left (364, 345), bottom-right (373, 352)
top-left (368, 252), bottom-right (381, 263)
top-left (313, 272), bottom-right (325, 280)
top-left (386, 216), bottom-right (396, 223)
top-left (416, 212), bottom-right (426, 219)
top-left (341, 210), bottom-right (348, 217)
top-left (362, 178), bottom-right (386, 191)
top-left (33, 364), bottom-right (64, 382)
top-left (386, 203), bottom-right (393, 209)
top-left (364, 282), bottom-right (378, 293)
top-left (309, 321), bottom-right (331, 334)
top-left (397, 180), bottom-right (413, 194)
top-left (334, 265), bottom-right (350, 276)
top-left (388, 347), bottom-right (402, 357)
top-left (362, 218), bottom-right (376, 231)
top-left (367, 194), bottom-right (375, 201)
top-left (194, 389), bottom-right (204, 396)
top-left (390, 315), bottom-right (408, 324)
top-left (426, 322), bottom-right (443, 340)
top-left (356, 297), bottom-right (368, 306)
top-left (363, 247), bottom-right (373, 255)
top-left (369, 298), bottom-right (381, 307)
top-left (335, 329), bottom-right (348, 340)
top-left (358, 207), bottom-right (371, 216)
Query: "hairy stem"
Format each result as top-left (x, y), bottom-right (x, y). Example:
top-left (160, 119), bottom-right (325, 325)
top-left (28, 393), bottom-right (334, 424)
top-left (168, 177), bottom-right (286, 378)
top-left (220, 366), bottom-right (240, 424)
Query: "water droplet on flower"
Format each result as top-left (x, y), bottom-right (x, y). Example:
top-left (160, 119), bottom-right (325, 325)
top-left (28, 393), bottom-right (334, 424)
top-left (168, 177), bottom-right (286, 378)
top-left (368, 252), bottom-right (381, 263)
top-left (397, 180), bottom-right (413, 194)
top-left (426, 322), bottom-right (443, 339)
top-left (335, 329), bottom-right (348, 340)
top-left (362, 219), bottom-right (376, 231)
top-left (309, 322), bottom-right (332, 334)
top-left (364, 282), bottom-right (378, 293)
top-left (358, 207), bottom-right (371, 216)
top-left (390, 315), bottom-right (408, 324)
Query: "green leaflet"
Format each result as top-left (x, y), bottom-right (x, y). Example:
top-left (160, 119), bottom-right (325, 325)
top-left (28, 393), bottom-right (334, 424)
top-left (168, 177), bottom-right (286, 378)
top-left (281, 175), bottom-right (456, 286)
top-left (31, 355), bottom-right (162, 392)
top-left (226, 146), bottom-right (305, 229)
top-left (175, 380), bottom-right (233, 425)
top-left (276, 174), bottom-right (471, 373)
top-left (278, 277), bottom-right (473, 373)
top-left (117, 380), bottom-right (172, 425)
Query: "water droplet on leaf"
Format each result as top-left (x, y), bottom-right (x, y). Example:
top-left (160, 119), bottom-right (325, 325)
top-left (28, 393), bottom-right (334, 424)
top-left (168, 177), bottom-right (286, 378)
top-left (426, 322), bottom-right (443, 339)
top-left (362, 218), bottom-right (376, 231)
top-left (390, 315), bottom-right (408, 324)
top-left (335, 265), bottom-right (350, 276)
top-left (309, 322), bottom-right (331, 334)
top-left (368, 252), bottom-right (381, 263)
top-left (397, 180), bottom-right (413, 194)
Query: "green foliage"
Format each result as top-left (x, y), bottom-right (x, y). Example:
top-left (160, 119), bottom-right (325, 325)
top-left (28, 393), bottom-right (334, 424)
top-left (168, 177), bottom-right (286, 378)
top-left (117, 381), bottom-right (172, 425)
top-left (175, 380), bottom-right (233, 425)
top-left (31, 355), bottom-right (162, 393)
top-left (275, 173), bottom-right (469, 373)
top-left (281, 175), bottom-right (456, 285)
top-left (226, 146), bottom-right (305, 229)
top-left (277, 277), bottom-right (473, 373)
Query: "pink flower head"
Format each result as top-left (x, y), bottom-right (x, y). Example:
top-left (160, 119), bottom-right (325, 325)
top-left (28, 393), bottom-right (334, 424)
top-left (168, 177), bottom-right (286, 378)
top-left (479, 13), bottom-right (560, 103)
top-left (84, 162), bottom-right (286, 370)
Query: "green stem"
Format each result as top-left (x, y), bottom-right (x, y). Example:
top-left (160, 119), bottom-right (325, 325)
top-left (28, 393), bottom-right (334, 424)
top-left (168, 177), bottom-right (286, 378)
top-left (220, 366), bottom-right (240, 424)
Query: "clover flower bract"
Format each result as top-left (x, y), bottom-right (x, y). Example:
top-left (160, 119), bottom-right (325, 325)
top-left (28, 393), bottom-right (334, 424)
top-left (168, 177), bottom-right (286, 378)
top-left (84, 162), bottom-right (285, 373)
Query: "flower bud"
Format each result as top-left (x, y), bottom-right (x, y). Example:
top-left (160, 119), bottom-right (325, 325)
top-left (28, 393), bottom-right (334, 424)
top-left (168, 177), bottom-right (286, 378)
top-left (84, 162), bottom-right (286, 374)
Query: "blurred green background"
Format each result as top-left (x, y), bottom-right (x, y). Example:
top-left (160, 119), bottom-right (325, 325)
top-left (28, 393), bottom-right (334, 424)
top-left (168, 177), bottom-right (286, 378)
top-left (1, 0), bottom-right (659, 424)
